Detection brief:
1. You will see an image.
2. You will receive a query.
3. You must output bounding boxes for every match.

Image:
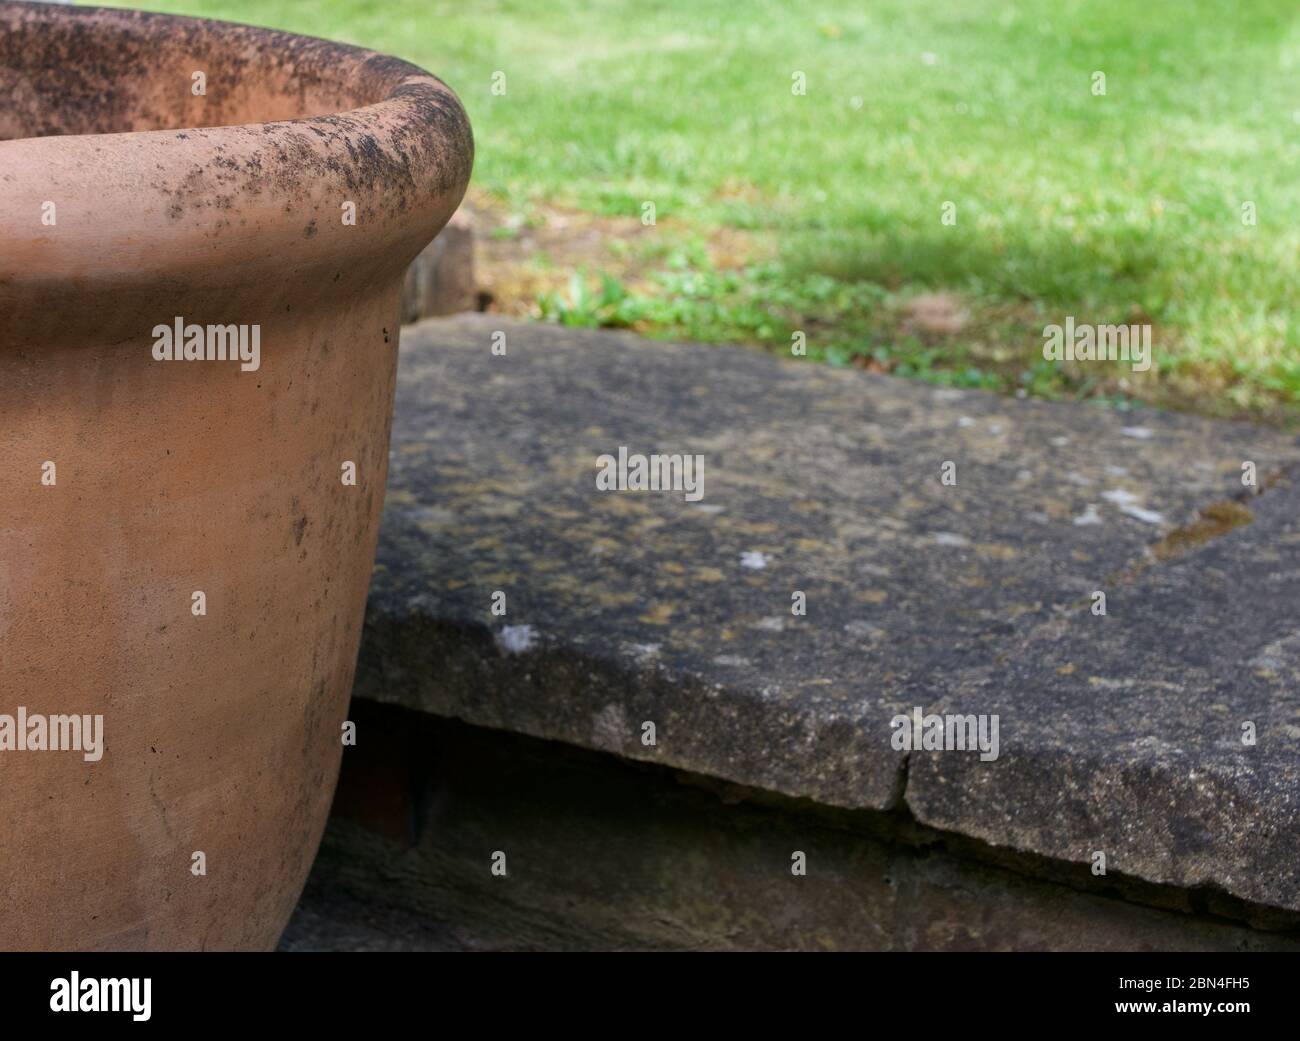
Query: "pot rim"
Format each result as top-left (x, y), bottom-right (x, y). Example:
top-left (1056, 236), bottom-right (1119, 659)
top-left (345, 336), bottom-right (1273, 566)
top-left (0, 3), bottom-right (473, 318)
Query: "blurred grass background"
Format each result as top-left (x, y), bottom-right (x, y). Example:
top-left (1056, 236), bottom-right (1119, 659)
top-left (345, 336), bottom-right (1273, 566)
top-left (110, 0), bottom-right (1300, 422)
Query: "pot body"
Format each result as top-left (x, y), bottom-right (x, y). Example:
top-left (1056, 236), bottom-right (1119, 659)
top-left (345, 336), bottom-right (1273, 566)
top-left (1, 291), bottom-right (401, 950)
top-left (0, 4), bottom-right (471, 950)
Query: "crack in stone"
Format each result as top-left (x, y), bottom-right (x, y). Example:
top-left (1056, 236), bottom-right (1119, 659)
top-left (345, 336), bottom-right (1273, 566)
top-left (887, 748), bottom-right (911, 812)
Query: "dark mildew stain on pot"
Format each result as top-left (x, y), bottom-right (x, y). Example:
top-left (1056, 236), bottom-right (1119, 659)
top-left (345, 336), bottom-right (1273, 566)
top-left (1, 4), bottom-right (472, 271)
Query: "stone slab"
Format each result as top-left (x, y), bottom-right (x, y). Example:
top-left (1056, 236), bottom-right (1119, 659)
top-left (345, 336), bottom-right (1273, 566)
top-left (909, 475), bottom-right (1300, 912)
top-left (358, 314), bottom-right (1300, 910)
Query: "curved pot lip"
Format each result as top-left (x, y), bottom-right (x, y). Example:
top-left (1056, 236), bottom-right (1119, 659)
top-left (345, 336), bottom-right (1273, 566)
top-left (0, 3), bottom-right (473, 322)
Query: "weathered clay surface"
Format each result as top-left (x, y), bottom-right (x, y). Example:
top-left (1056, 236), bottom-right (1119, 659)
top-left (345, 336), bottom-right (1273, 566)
top-left (358, 314), bottom-right (1300, 913)
top-left (0, 4), bottom-right (471, 950)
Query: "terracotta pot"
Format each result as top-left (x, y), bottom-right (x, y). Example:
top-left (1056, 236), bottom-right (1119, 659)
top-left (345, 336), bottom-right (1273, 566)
top-left (0, 3), bottom-right (471, 950)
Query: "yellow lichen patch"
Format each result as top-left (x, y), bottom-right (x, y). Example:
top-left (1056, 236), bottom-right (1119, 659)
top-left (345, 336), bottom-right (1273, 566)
top-left (731, 521), bottom-right (780, 536)
top-left (639, 603), bottom-right (676, 625)
top-left (596, 494), bottom-right (652, 517)
top-left (975, 542), bottom-right (1018, 560)
top-left (480, 500), bottom-right (525, 519)
top-left (445, 478), bottom-right (518, 498)
top-left (557, 578), bottom-right (637, 607)
top-left (630, 516), bottom-right (668, 536)
top-left (998, 601), bottom-right (1041, 620)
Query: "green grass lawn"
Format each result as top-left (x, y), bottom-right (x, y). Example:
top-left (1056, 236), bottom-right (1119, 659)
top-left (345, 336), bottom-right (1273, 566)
top-left (111, 0), bottom-right (1300, 421)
